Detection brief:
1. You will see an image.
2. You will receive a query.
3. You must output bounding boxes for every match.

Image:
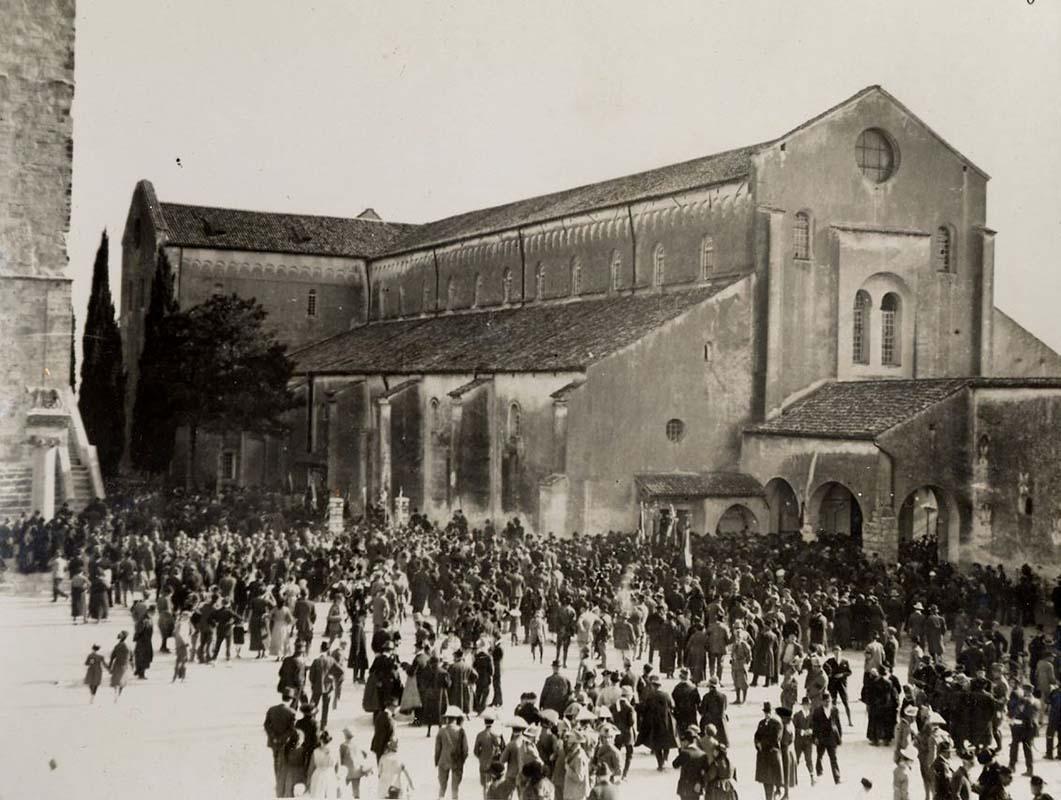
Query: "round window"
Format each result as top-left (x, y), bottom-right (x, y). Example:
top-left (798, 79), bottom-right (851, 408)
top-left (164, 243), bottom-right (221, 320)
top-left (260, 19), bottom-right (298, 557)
top-left (855, 128), bottom-right (897, 183)
top-left (666, 418), bottom-right (685, 443)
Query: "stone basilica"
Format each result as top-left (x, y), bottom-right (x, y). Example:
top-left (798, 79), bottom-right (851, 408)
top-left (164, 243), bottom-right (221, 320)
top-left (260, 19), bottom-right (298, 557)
top-left (120, 86), bottom-right (1061, 567)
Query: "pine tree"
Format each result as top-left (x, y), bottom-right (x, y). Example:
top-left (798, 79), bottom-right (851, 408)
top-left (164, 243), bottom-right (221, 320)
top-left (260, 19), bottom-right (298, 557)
top-left (77, 231), bottom-right (126, 477)
top-left (129, 249), bottom-right (180, 473)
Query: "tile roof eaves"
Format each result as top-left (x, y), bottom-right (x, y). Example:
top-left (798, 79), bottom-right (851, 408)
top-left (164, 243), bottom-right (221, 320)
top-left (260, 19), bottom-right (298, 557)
top-left (165, 239), bottom-right (373, 259)
top-left (377, 171), bottom-right (755, 259)
top-left (743, 428), bottom-right (879, 441)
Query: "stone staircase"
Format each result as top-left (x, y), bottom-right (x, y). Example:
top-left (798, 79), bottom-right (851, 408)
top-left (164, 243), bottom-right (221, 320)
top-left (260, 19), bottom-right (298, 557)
top-left (64, 455), bottom-right (95, 512)
top-left (0, 465), bottom-right (33, 520)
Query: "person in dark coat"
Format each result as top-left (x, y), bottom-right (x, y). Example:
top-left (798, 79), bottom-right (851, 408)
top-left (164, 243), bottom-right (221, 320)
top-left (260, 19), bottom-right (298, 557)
top-left (472, 644), bottom-right (494, 714)
top-left (540, 661), bottom-right (573, 714)
top-left (752, 626), bottom-right (779, 687)
top-left (635, 673), bottom-right (678, 770)
top-left (293, 591), bottom-right (316, 649)
top-left (699, 677), bottom-right (730, 747)
top-left (364, 643), bottom-right (403, 713)
top-left (347, 608), bottom-right (369, 683)
top-left (754, 702), bottom-right (784, 797)
top-left (447, 650), bottom-right (478, 715)
top-left (673, 727), bottom-right (710, 800)
top-left (418, 655), bottom-right (451, 736)
top-left (370, 701), bottom-right (397, 764)
top-left (264, 691), bottom-right (297, 796)
top-left (277, 642), bottom-right (308, 706)
top-left (672, 668), bottom-right (701, 733)
top-left (133, 611), bottom-right (154, 678)
top-left (811, 691), bottom-right (843, 784)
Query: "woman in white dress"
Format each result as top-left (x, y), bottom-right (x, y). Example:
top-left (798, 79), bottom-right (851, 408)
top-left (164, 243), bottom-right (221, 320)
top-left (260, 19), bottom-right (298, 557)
top-left (270, 603), bottom-right (294, 660)
top-left (375, 738), bottom-right (414, 799)
top-left (308, 730), bottom-right (339, 798)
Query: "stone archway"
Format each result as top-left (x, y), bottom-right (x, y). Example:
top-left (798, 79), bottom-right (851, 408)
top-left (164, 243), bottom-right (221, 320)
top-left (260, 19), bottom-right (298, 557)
top-left (898, 485), bottom-right (961, 563)
top-left (764, 477), bottom-right (801, 534)
top-left (715, 503), bottom-right (761, 536)
top-left (809, 481), bottom-right (863, 543)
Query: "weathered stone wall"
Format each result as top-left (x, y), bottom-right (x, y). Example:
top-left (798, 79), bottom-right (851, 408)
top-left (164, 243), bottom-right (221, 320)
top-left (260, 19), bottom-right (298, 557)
top-left (0, 0), bottom-right (76, 460)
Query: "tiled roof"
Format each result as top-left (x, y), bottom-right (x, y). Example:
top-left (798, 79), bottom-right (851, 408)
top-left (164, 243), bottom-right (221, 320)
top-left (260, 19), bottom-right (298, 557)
top-left (747, 379), bottom-right (972, 439)
top-left (385, 145), bottom-right (761, 254)
top-left (291, 281), bottom-right (738, 375)
top-left (159, 202), bottom-right (415, 258)
top-left (635, 472), bottom-right (765, 498)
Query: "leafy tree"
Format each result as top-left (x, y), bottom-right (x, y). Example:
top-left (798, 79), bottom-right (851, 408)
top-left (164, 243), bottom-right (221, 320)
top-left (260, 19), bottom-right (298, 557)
top-left (77, 231), bottom-right (126, 476)
top-left (129, 249), bottom-right (179, 473)
top-left (159, 294), bottom-right (296, 489)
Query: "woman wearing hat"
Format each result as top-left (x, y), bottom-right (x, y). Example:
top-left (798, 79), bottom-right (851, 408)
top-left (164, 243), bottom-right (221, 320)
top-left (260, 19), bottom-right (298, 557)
top-left (107, 630), bottom-right (132, 702)
top-left (83, 643), bottom-right (108, 702)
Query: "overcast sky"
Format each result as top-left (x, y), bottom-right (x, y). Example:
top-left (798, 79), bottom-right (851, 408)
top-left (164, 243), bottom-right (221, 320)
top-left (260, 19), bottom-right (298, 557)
top-left (69, 0), bottom-right (1061, 350)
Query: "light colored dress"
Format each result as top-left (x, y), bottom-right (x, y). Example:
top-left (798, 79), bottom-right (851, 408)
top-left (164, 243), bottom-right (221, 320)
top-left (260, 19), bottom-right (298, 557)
top-left (270, 605), bottom-right (294, 657)
top-left (376, 752), bottom-right (406, 798)
top-left (308, 745), bottom-right (338, 798)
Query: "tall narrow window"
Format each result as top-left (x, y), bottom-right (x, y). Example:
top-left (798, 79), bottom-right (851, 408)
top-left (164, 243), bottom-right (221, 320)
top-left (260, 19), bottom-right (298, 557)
top-left (536, 263), bottom-right (545, 300)
top-left (472, 273), bottom-right (482, 308)
top-left (611, 251), bottom-right (622, 292)
top-left (397, 286), bottom-right (406, 316)
top-left (429, 397), bottom-right (441, 432)
top-left (446, 278), bottom-right (455, 311)
top-left (571, 257), bottom-right (582, 296)
top-left (422, 278), bottom-right (431, 312)
top-left (852, 290), bottom-right (871, 364)
top-left (793, 212), bottom-right (810, 260)
top-left (881, 293), bottom-right (901, 366)
top-left (653, 243), bottom-right (665, 288)
top-left (700, 236), bottom-right (716, 279)
top-left (378, 284), bottom-right (386, 317)
top-left (502, 269), bottom-right (513, 304)
top-left (508, 402), bottom-right (522, 440)
top-left (307, 288), bottom-right (318, 317)
top-left (934, 226), bottom-right (952, 272)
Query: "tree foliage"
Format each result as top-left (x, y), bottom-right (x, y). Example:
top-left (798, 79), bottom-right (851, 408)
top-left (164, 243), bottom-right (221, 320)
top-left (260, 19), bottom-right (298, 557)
top-left (129, 249), bottom-right (180, 473)
top-left (77, 231), bottom-right (126, 477)
top-left (156, 293), bottom-right (296, 488)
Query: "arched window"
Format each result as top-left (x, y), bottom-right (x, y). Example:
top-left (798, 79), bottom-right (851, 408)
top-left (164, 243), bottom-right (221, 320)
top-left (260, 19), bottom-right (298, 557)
top-left (653, 243), bottom-right (665, 288)
top-left (535, 262), bottom-right (545, 300)
top-left (934, 226), bottom-right (952, 272)
top-left (502, 269), bottom-right (513, 304)
top-left (446, 278), bottom-right (455, 311)
top-left (429, 397), bottom-right (441, 432)
top-left (378, 284), bottom-right (386, 317)
top-left (307, 288), bottom-right (317, 316)
top-left (571, 256), bottom-right (582, 296)
top-left (508, 402), bottom-right (522, 440)
top-left (610, 250), bottom-right (622, 292)
top-left (665, 418), bottom-right (685, 443)
top-left (472, 273), bottom-right (482, 308)
top-left (881, 293), bottom-right (901, 366)
top-left (700, 236), bottom-right (716, 279)
top-left (852, 290), bottom-right (871, 364)
top-left (422, 278), bottom-right (431, 312)
top-left (793, 212), bottom-right (811, 260)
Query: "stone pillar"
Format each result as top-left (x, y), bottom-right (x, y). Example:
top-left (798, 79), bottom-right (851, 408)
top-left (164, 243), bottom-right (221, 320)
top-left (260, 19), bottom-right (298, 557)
top-left (862, 449), bottom-right (899, 563)
top-left (31, 444), bottom-right (57, 520)
top-left (238, 431), bottom-right (248, 488)
top-left (762, 208), bottom-right (786, 414)
top-left (449, 398), bottom-right (463, 510)
top-left (978, 227), bottom-right (996, 377)
top-left (326, 392), bottom-right (339, 492)
top-left (377, 397), bottom-right (392, 504)
top-left (552, 399), bottom-right (569, 473)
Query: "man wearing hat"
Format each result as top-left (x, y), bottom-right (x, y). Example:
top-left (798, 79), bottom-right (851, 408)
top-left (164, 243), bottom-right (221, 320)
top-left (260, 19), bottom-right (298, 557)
top-left (893, 744), bottom-right (916, 800)
top-left (811, 691), bottom-right (844, 785)
top-left (541, 660), bottom-right (573, 715)
top-left (609, 685), bottom-right (638, 781)
top-left (636, 672), bottom-right (679, 770)
top-left (263, 689), bottom-right (297, 796)
top-left (930, 734), bottom-right (955, 799)
top-left (673, 725), bottom-right (709, 800)
top-left (754, 702), bottom-right (785, 797)
top-left (672, 667), bottom-right (701, 733)
top-left (473, 710), bottom-right (505, 798)
top-left (1008, 683), bottom-right (1039, 777)
top-left (435, 706), bottom-right (469, 800)
top-left (916, 711), bottom-right (948, 800)
top-left (698, 676), bottom-right (729, 748)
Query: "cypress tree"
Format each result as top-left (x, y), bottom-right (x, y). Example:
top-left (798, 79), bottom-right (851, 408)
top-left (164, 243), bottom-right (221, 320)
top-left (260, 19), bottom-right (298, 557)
top-left (129, 248), bottom-right (179, 473)
top-left (69, 311), bottom-right (76, 392)
top-left (78, 231), bottom-right (126, 477)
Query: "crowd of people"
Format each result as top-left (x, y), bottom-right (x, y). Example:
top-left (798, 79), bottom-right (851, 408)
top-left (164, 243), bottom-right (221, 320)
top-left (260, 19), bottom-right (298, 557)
top-left (5, 486), bottom-right (1061, 799)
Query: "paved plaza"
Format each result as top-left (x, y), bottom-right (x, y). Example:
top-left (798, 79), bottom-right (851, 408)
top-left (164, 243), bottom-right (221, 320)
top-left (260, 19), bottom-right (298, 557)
top-left (0, 584), bottom-right (1057, 800)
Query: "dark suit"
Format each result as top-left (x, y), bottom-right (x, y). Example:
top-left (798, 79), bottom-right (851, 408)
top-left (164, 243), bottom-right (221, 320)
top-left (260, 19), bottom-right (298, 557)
top-left (672, 744), bottom-right (710, 799)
